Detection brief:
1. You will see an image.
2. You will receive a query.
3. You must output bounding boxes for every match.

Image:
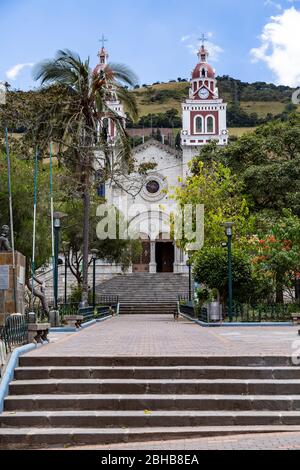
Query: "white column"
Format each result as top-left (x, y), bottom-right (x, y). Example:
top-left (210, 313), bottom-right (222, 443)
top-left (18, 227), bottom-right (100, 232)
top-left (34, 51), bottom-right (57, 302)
top-left (175, 248), bottom-right (189, 274)
top-left (149, 241), bottom-right (157, 273)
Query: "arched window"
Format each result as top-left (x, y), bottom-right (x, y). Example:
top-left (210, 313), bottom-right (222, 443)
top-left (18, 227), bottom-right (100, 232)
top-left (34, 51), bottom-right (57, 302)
top-left (195, 116), bottom-right (203, 133)
top-left (201, 68), bottom-right (206, 78)
top-left (206, 116), bottom-right (215, 133)
top-left (102, 118), bottom-right (109, 130)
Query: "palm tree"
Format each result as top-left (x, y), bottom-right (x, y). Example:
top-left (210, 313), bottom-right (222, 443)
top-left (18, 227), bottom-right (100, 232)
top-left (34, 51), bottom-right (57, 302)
top-left (33, 49), bottom-right (138, 305)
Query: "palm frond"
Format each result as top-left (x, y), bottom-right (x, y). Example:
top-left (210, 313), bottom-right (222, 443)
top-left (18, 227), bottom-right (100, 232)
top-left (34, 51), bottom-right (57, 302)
top-left (33, 49), bottom-right (90, 93)
top-left (113, 83), bottom-right (139, 122)
top-left (107, 63), bottom-right (139, 87)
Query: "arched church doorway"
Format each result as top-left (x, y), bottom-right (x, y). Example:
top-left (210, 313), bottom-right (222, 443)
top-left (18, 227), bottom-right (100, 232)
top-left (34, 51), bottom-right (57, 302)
top-left (156, 234), bottom-right (175, 273)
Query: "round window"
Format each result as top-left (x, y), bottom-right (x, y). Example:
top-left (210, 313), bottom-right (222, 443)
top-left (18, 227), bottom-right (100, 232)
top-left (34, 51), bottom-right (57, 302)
top-left (146, 180), bottom-right (160, 194)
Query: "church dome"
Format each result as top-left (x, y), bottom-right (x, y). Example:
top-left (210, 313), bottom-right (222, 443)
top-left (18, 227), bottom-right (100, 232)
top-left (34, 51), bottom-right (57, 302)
top-left (192, 62), bottom-right (215, 80)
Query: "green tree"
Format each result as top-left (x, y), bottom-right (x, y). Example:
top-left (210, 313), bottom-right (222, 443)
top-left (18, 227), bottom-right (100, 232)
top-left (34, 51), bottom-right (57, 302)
top-left (60, 196), bottom-right (141, 287)
top-left (250, 211), bottom-right (300, 303)
top-left (32, 49), bottom-right (139, 304)
top-left (224, 115), bottom-right (300, 175)
top-left (193, 247), bottom-right (255, 304)
top-left (0, 156), bottom-right (58, 311)
top-left (243, 158), bottom-right (300, 216)
top-left (174, 158), bottom-right (252, 249)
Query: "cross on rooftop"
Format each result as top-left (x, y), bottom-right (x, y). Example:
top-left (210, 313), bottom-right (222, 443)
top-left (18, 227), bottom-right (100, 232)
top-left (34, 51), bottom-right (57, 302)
top-left (199, 33), bottom-right (208, 46)
top-left (99, 34), bottom-right (108, 49)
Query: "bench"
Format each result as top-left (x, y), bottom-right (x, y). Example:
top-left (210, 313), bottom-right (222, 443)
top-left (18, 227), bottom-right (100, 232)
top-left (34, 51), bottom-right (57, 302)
top-left (64, 315), bottom-right (84, 329)
top-left (28, 323), bottom-right (50, 344)
top-left (292, 313), bottom-right (300, 325)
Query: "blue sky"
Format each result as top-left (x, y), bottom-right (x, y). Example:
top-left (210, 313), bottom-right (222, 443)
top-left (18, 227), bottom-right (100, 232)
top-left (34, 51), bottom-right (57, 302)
top-left (0, 0), bottom-right (300, 90)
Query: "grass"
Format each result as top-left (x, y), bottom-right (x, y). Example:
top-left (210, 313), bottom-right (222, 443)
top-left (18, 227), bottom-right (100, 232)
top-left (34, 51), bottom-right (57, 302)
top-left (135, 98), bottom-right (182, 116)
top-left (240, 101), bottom-right (286, 117)
top-left (229, 127), bottom-right (256, 137)
top-left (133, 82), bottom-right (300, 119)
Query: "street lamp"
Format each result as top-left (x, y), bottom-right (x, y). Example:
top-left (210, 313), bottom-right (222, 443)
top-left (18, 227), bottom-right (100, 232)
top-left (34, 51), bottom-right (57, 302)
top-left (222, 222), bottom-right (234, 321)
top-left (62, 241), bottom-right (70, 306)
top-left (91, 249), bottom-right (99, 308)
top-left (186, 254), bottom-right (193, 303)
top-left (53, 212), bottom-right (67, 310)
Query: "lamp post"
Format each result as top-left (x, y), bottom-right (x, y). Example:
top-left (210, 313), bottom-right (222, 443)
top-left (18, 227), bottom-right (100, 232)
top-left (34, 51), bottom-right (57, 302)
top-left (62, 241), bottom-right (70, 306)
top-left (53, 212), bottom-right (67, 310)
top-left (186, 254), bottom-right (193, 303)
top-left (91, 249), bottom-right (99, 308)
top-left (222, 222), bottom-right (234, 321)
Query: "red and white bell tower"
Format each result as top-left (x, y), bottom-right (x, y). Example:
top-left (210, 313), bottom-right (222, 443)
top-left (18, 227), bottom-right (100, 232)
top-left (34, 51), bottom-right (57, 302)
top-left (181, 42), bottom-right (228, 169)
top-left (93, 39), bottom-right (126, 145)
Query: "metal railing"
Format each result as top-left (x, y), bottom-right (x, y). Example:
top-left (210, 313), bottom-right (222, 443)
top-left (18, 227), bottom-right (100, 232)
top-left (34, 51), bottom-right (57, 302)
top-left (178, 298), bottom-right (297, 323)
top-left (223, 303), bottom-right (293, 323)
top-left (97, 295), bottom-right (119, 305)
top-left (0, 314), bottom-right (28, 354)
top-left (79, 304), bottom-right (118, 324)
top-left (58, 303), bottom-right (79, 320)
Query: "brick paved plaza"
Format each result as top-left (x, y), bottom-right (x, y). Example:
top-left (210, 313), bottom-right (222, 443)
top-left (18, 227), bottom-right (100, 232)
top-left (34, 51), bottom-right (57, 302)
top-left (26, 314), bottom-right (299, 358)
top-left (68, 431), bottom-right (300, 450)
top-left (1, 314), bottom-right (300, 450)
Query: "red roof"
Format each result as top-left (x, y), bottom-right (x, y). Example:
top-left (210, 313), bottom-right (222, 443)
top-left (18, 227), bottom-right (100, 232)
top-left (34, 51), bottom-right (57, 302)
top-left (192, 62), bottom-right (215, 80)
top-left (93, 64), bottom-right (103, 75)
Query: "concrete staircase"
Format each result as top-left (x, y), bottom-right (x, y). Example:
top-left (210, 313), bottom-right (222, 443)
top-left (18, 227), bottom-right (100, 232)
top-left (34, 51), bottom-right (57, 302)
top-left (1, 356), bottom-right (300, 448)
top-left (96, 273), bottom-right (189, 315)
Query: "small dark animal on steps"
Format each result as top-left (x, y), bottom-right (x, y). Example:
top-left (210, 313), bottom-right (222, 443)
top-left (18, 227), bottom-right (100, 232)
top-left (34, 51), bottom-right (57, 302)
top-left (174, 309), bottom-right (179, 321)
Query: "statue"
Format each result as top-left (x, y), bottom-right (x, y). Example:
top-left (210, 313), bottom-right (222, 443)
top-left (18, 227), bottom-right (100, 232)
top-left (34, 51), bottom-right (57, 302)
top-left (0, 225), bottom-right (12, 252)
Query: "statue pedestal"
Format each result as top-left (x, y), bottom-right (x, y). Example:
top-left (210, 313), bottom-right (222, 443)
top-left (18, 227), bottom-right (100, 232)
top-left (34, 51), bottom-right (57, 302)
top-left (0, 252), bottom-right (26, 314)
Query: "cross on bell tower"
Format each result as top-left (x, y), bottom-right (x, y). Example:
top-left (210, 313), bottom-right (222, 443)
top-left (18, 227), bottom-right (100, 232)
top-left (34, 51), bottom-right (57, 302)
top-left (198, 33), bottom-right (209, 62)
top-left (199, 33), bottom-right (208, 46)
top-left (99, 34), bottom-right (108, 49)
top-left (98, 34), bottom-right (109, 66)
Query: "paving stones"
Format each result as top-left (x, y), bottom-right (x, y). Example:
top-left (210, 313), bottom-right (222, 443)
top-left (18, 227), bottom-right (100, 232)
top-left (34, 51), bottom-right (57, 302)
top-left (1, 315), bottom-right (300, 449)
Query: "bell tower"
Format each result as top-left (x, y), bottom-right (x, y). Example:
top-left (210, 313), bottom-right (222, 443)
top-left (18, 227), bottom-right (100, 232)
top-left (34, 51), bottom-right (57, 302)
top-left (181, 37), bottom-right (228, 174)
top-left (93, 36), bottom-right (126, 144)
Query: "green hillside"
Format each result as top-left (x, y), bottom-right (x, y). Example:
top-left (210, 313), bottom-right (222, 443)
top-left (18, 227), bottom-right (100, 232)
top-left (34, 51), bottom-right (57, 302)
top-left (129, 77), bottom-right (300, 134)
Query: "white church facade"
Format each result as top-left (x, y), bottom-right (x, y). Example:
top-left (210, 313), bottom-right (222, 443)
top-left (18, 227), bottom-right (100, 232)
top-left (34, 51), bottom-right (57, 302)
top-left (97, 42), bottom-right (228, 276)
top-left (38, 41), bottom-right (228, 300)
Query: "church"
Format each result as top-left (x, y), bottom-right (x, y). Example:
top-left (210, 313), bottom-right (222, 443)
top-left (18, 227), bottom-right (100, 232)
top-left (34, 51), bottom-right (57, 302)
top-left (38, 41), bottom-right (229, 301)
top-left (96, 41), bottom-right (228, 277)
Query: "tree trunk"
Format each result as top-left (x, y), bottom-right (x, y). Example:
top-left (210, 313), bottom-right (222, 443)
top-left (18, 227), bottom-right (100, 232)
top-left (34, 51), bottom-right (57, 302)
top-left (81, 185), bottom-right (90, 305)
top-left (276, 276), bottom-right (284, 304)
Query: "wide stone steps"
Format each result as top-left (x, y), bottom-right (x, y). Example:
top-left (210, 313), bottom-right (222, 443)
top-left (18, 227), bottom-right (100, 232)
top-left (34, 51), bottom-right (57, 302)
top-left (96, 274), bottom-right (189, 305)
top-left (8, 379), bottom-right (300, 396)
top-left (2, 426), bottom-right (300, 449)
top-left (1, 355), bottom-right (300, 448)
top-left (18, 356), bottom-right (295, 367)
top-left (5, 394), bottom-right (300, 412)
top-left (120, 304), bottom-right (176, 315)
top-left (2, 410), bottom-right (300, 428)
top-left (14, 366), bottom-right (300, 380)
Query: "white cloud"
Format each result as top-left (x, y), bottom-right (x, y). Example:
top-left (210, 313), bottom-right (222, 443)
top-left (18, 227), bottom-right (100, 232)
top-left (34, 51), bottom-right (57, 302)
top-left (6, 63), bottom-right (34, 81)
top-left (181, 34), bottom-right (224, 62)
top-left (264, 0), bottom-right (282, 11)
top-left (251, 7), bottom-right (300, 86)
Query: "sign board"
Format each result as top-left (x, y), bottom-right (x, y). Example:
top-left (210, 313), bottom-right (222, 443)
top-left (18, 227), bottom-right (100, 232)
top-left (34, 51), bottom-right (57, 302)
top-left (18, 266), bottom-right (25, 285)
top-left (0, 265), bottom-right (9, 290)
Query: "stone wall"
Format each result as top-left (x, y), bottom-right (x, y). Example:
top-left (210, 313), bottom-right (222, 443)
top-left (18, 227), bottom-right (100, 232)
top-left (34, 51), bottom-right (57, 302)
top-left (0, 252), bottom-right (26, 314)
